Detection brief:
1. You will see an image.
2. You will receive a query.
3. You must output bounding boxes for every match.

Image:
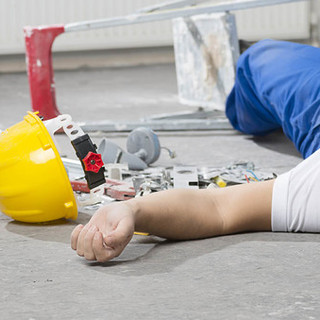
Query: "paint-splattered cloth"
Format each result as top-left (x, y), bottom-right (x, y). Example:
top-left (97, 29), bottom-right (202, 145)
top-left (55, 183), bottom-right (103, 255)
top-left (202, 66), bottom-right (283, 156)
top-left (226, 39), bottom-right (320, 158)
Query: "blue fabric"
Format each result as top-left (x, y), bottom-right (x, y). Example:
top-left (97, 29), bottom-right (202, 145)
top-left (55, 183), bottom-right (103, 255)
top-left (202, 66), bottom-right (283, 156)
top-left (226, 39), bottom-right (320, 158)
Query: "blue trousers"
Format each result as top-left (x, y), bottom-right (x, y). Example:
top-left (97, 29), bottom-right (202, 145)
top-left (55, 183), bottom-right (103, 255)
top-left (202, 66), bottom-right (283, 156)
top-left (226, 39), bottom-right (320, 158)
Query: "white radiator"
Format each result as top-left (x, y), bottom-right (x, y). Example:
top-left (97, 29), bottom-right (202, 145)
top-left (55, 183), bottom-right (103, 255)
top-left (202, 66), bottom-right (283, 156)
top-left (0, 0), bottom-right (311, 55)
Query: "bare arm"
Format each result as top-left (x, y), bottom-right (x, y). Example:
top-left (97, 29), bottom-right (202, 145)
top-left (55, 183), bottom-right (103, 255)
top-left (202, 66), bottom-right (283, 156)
top-left (71, 180), bottom-right (273, 262)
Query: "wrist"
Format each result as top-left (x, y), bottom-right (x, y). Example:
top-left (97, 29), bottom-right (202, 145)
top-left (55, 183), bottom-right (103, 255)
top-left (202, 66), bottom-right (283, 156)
top-left (123, 198), bottom-right (141, 230)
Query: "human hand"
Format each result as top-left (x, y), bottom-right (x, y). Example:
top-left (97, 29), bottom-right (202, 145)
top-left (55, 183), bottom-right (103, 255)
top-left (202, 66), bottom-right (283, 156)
top-left (71, 202), bottom-right (135, 262)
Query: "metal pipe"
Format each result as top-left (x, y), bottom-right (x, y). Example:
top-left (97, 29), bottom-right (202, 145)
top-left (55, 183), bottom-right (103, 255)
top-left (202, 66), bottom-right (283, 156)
top-left (79, 119), bottom-right (233, 132)
top-left (65, 0), bottom-right (307, 33)
top-left (137, 0), bottom-right (201, 13)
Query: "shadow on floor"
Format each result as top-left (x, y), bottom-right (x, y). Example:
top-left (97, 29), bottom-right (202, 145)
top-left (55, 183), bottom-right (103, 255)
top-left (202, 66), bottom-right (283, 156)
top-left (249, 129), bottom-right (301, 158)
top-left (82, 232), bottom-right (320, 276)
top-left (5, 213), bottom-right (320, 276)
top-left (5, 211), bottom-right (92, 244)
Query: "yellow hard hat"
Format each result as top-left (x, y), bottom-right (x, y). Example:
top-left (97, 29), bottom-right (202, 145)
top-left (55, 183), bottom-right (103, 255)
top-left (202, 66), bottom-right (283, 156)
top-left (0, 112), bottom-right (77, 223)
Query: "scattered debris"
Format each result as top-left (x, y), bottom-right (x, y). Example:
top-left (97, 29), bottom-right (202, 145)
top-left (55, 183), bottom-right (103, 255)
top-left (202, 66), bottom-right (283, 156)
top-left (63, 158), bottom-right (275, 209)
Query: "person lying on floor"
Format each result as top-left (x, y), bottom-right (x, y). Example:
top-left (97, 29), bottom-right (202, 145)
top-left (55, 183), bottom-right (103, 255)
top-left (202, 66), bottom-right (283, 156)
top-left (71, 39), bottom-right (320, 262)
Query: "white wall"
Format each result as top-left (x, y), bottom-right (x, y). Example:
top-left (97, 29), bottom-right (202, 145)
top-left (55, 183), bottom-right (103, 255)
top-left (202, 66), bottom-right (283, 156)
top-left (0, 0), bottom-right (311, 55)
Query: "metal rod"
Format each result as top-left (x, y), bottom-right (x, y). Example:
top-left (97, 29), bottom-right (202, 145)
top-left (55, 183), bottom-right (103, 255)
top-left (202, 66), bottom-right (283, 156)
top-left (137, 0), bottom-right (202, 13)
top-left (65, 0), bottom-right (307, 32)
top-left (79, 119), bottom-right (233, 132)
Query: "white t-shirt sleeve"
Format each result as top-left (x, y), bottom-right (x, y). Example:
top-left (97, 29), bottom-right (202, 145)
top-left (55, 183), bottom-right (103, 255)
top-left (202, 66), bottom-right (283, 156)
top-left (272, 148), bottom-right (320, 232)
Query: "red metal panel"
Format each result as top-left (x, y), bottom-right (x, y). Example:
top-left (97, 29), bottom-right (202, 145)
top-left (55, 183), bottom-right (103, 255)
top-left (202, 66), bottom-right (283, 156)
top-left (24, 25), bottom-right (65, 119)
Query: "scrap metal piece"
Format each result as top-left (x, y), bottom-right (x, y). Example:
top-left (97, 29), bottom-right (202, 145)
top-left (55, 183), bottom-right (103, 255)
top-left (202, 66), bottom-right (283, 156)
top-left (132, 176), bottom-right (146, 194)
top-left (173, 166), bottom-right (199, 189)
top-left (135, 179), bottom-right (154, 197)
top-left (77, 185), bottom-right (105, 207)
top-left (104, 163), bottom-right (128, 180)
top-left (133, 168), bottom-right (171, 196)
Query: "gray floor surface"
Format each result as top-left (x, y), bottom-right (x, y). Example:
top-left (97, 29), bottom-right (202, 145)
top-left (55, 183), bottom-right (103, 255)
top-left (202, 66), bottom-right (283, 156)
top-left (1, 62), bottom-right (319, 320)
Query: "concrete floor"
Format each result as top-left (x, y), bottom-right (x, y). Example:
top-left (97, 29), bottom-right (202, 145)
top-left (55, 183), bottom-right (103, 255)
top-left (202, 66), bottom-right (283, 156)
top-left (1, 60), bottom-right (320, 319)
